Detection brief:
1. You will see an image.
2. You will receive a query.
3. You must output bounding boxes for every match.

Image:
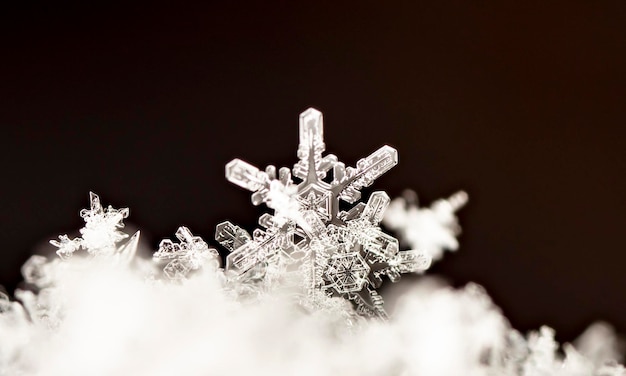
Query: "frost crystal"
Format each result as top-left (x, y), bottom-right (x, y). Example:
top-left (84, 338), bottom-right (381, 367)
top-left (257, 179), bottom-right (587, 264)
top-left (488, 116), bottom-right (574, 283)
top-left (79, 192), bottom-right (130, 254)
top-left (154, 226), bottom-right (220, 279)
top-left (49, 192), bottom-right (139, 261)
top-left (222, 108), bottom-right (431, 317)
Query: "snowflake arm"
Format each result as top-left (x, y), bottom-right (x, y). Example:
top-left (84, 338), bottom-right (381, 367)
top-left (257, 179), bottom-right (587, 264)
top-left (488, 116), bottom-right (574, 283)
top-left (334, 145), bottom-right (398, 204)
top-left (225, 159), bottom-right (271, 205)
top-left (292, 108), bottom-right (337, 181)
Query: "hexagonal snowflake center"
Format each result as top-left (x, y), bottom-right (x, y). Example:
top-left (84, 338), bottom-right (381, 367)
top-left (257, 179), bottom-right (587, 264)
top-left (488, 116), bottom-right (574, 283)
top-left (297, 184), bottom-right (332, 221)
top-left (326, 253), bottom-right (370, 293)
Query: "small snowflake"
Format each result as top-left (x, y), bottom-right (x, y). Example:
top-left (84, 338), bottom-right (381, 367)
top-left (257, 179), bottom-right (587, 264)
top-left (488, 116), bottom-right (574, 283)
top-left (50, 193), bottom-right (138, 261)
top-left (154, 226), bottom-right (220, 280)
top-left (49, 235), bottom-right (82, 260)
top-left (78, 192), bottom-right (129, 254)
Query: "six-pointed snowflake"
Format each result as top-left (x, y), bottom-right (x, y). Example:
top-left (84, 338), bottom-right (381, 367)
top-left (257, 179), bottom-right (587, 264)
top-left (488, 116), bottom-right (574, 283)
top-left (220, 108), bottom-right (432, 317)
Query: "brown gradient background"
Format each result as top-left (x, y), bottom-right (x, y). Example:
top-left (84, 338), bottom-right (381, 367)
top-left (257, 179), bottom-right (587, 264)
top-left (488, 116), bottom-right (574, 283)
top-left (1, 2), bottom-right (625, 342)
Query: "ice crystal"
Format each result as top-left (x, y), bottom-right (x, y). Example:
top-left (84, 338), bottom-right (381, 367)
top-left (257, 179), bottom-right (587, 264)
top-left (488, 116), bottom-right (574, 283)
top-left (49, 235), bottom-right (82, 260)
top-left (154, 226), bottom-right (220, 279)
top-left (383, 189), bottom-right (468, 261)
top-left (49, 192), bottom-right (139, 261)
top-left (79, 192), bottom-right (130, 254)
top-left (222, 108), bottom-right (431, 317)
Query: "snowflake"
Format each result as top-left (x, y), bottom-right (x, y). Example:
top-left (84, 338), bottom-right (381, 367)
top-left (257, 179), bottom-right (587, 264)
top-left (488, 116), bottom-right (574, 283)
top-left (49, 235), bottom-right (82, 260)
top-left (49, 192), bottom-right (139, 261)
top-left (221, 108), bottom-right (432, 317)
top-left (154, 226), bottom-right (220, 280)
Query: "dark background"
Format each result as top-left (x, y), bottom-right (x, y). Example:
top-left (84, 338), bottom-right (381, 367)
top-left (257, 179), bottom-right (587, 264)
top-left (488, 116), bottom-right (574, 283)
top-left (1, 2), bottom-right (624, 343)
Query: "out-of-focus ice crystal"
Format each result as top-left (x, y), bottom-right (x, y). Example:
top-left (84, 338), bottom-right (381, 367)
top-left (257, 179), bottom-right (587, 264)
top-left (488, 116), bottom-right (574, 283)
top-left (49, 235), bottom-right (82, 260)
top-left (3, 108), bottom-right (624, 376)
top-left (221, 108), bottom-right (431, 317)
top-left (383, 189), bottom-right (468, 261)
top-left (21, 255), bottom-right (53, 287)
top-left (575, 322), bottom-right (624, 367)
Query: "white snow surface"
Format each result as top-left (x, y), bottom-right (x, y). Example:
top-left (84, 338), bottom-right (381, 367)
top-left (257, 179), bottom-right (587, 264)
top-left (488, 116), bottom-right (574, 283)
top-left (0, 254), bottom-right (623, 376)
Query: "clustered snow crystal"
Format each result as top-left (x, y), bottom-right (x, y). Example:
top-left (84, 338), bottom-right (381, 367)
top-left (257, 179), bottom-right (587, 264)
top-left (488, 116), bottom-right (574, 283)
top-left (0, 109), bottom-right (623, 375)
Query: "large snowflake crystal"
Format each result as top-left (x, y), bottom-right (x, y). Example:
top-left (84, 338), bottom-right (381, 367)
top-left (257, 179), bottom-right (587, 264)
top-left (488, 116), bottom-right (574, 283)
top-left (221, 108), bottom-right (432, 317)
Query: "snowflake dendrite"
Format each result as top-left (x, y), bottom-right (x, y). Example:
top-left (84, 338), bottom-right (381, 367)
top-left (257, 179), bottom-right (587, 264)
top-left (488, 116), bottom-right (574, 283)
top-left (154, 226), bottom-right (220, 280)
top-left (221, 108), bottom-right (432, 317)
top-left (50, 192), bottom-right (139, 262)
